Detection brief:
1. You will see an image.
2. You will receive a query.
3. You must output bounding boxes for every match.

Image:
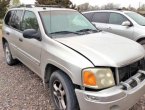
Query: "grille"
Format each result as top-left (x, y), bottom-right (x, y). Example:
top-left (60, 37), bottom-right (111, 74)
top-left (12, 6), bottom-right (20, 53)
top-left (118, 59), bottom-right (145, 82)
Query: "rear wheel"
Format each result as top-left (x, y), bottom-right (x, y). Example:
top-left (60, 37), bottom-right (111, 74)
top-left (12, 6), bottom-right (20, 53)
top-left (49, 70), bottom-right (79, 110)
top-left (4, 42), bottom-right (17, 65)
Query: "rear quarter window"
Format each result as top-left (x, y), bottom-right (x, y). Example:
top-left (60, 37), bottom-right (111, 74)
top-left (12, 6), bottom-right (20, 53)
top-left (4, 11), bottom-right (15, 26)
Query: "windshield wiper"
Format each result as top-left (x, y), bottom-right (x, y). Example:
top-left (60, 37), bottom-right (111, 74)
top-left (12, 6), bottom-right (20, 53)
top-left (50, 31), bottom-right (81, 35)
top-left (76, 29), bottom-right (98, 33)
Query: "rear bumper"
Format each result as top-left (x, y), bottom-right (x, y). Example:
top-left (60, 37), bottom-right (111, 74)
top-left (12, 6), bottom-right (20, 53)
top-left (75, 70), bottom-right (145, 110)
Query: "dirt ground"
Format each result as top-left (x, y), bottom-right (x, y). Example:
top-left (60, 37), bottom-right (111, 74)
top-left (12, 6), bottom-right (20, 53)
top-left (0, 30), bottom-right (52, 109)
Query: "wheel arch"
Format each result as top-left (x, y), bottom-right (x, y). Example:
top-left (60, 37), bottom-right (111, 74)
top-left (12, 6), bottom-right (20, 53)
top-left (44, 63), bottom-right (73, 85)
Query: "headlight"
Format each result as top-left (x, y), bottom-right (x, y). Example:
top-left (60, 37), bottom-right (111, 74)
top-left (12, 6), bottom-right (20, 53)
top-left (82, 68), bottom-right (115, 89)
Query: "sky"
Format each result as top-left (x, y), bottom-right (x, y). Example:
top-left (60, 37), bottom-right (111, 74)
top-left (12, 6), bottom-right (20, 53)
top-left (21, 0), bottom-right (145, 8)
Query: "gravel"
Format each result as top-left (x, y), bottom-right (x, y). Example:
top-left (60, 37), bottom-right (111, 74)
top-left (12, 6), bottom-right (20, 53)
top-left (0, 31), bottom-right (52, 109)
top-left (0, 30), bottom-right (145, 110)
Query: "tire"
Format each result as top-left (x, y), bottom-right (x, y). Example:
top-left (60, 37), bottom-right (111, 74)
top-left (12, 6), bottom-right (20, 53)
top-left (3, 42), bottom-right (17, 66)
top-left (49, 70), bottom-right (80, 110)
top-left (139, 40), bottom-right (145, 49)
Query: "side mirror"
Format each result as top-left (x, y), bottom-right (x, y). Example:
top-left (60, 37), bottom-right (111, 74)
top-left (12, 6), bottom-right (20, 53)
top-left (122, 21), bottom-right (132, 27)
top-left (23, 29), bottom-right (41, 41)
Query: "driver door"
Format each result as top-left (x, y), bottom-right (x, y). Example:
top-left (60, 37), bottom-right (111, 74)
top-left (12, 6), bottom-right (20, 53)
top-left (19, 10), bottom-right (42, 75)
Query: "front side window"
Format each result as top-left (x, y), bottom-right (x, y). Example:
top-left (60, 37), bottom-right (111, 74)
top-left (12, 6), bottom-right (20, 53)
top-left (92, 12), bottom-right (110, 23)
top-left (109, 13), bottom-right (128, 25)
top-left (21, 11), bottom-right (39, 31)
top-left (10, 10), bottom-right (23, 30)
top-left (39, 10), bottom-right (97, 37)
top-left (126, 12), bottom-right (145, 26)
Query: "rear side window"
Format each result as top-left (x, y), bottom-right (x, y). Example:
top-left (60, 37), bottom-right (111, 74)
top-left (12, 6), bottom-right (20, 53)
top-left (109, 13), bottom-right (128, 25)
top-left (4, 11), bottom-right (15, 26)
top-left (21, 11), bottom-right (39, 31)
top-left (10, 10), bottom-right (23, 30)
top-left (92, 12), bottom-right (110, 23)
top-left (83, 12), bottom-right (94, 21)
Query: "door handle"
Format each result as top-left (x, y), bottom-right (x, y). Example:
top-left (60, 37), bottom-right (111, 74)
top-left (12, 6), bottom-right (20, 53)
top-left (19, 38), bottom-right (23, 42)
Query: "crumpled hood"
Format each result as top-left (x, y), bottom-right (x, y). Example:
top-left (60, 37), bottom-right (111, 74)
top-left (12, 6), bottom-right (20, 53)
top-left (55, 32), bottom-right (145, 67)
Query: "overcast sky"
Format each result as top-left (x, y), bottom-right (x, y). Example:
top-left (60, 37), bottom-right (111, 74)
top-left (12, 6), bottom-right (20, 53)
top-left (21, 0), bottom-right (145, 8)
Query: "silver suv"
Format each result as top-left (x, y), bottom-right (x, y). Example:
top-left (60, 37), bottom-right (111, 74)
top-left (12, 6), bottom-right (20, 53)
top-left (83, 10), bottom-right (145, 48)
top-left (2, 5), bottom-right (145, 110)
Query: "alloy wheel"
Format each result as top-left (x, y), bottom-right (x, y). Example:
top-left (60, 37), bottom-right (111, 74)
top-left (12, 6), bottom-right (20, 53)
top-left (52, 80), bottom-right (66, 109)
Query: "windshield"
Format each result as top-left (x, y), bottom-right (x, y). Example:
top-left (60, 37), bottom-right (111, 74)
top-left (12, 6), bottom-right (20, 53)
top-left (39, 10), bottom-right (98, 37)
top-left (126, 12), bottom-right (145, 26)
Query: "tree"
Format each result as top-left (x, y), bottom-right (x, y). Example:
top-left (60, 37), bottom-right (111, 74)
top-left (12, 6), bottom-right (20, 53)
top-left (138, 4), bottom-right (145, 11)
top-left (122, 7), bottom-right (128, 10)
top-left (77, 3), bottom-right (89, 11)
top-left (128, 5), bottom-right (136, 11)
top-left (12, 0), bottom-right (20, 6)
top-left (0, 0), bottom-right (10, 19)
top-left (101, 3), bottom-right (120, 10)
top-left (88, 5), bottom-right (100, 11)
top-left (36, 0), bottom-right (55, 5)
top-left (36, 0), bottom-right (74, 8)
top-left (70, 4), bottom-right (77, 9)
top-left (137, 4), bottom-right (145, 16)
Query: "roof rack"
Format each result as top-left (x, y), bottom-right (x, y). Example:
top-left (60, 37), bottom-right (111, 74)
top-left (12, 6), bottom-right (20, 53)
top-left (10, 4), bottom-right (34, 8)
top-left (35, 4), bottom-right (63, 8)
top-left (10, 4), bottom-right (64, 8)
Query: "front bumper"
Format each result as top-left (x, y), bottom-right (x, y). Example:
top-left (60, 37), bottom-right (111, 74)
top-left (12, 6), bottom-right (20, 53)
top-left (75, 70), bottom-right (145, 110)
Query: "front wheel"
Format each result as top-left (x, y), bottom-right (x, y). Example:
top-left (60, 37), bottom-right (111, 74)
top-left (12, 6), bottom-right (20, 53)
top-left (49, 70), bottom-right (79, 110)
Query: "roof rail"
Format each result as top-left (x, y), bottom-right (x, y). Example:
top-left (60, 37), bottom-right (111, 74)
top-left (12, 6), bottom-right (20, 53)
top-left (35, 4), bottom-right (63, 8)
top-left (10, 4), bottom-right (64, 8)
top-left (10, 4), bottom-right (34, 8)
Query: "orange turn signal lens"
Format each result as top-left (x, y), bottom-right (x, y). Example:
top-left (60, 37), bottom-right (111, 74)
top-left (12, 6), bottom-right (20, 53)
top-left (83, 71), bottom-right (97, 86)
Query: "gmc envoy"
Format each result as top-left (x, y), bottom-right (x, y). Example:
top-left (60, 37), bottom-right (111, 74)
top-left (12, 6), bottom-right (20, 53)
top-left (2, 5), bottom-right (145, 110)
